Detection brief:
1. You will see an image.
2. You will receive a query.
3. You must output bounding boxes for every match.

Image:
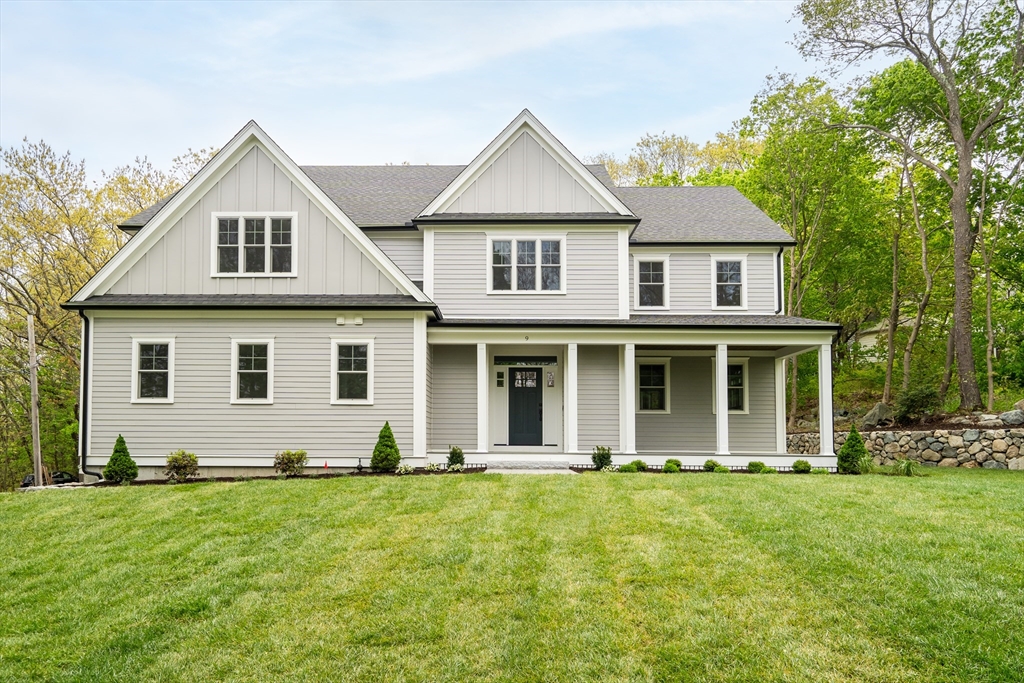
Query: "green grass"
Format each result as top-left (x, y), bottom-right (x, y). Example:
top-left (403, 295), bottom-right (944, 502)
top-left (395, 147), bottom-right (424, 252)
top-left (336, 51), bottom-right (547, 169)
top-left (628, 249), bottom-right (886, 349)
top-left (3, 470), bottom-right (1023, 682)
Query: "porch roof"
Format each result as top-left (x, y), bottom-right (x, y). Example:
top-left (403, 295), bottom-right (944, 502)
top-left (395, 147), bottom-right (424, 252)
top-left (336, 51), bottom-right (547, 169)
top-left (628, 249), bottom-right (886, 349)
top-left (431, 314), bottom-right (838, 330)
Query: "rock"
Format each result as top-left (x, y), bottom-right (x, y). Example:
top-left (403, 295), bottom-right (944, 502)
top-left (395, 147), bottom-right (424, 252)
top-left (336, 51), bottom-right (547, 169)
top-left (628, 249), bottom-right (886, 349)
top-left (1009, 458), bottom-right (1023, 471)
top-left (964, 429), bottom-right (980, 442)
top-left (947, 435), bottom-right (964, 448)
top-left (993, 439), bottom-right (1008, 453)
top-left (962, 460), bottom-right (979, 468)
top-left (977, 450), bottom-right (989, 463)
top-left (941, 446), bottom-right (957, 459)
top-left (981, 414), bottom-right (999, 421)
top-left (884, 442), bottom-right (900, 454)
top-left (983, 460), bottom-right (1008, 470)
top-left (957, 453), bottom-right (972, 463)
top-left (998, 409), bottom-right (1024, 425)
top-left (938, 458), bottom-right (958, 467)
top-left (1014, 399), bottom-right (1024, 412)
top-left (979, 420), bottom-right (1003, 428)
top-left (922, 449), bottom-right (941, 462)
top-left (862, 402), bottom-right (894, 429)
top-left (1008, 445), bottom-right (1020, 460)
top-left (993, 452), bottom-right (1006, 463)
top-left (968, 442), bottom-right (982, 455)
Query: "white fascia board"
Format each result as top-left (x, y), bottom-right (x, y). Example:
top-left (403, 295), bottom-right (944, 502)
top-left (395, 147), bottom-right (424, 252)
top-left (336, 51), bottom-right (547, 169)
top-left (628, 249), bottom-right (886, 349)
top-left (419, 109), bottom-right (633, 217)
top-left (73, 121), bottom-right (429, 303)
top-left (427, 327), bottom-right (837, 347)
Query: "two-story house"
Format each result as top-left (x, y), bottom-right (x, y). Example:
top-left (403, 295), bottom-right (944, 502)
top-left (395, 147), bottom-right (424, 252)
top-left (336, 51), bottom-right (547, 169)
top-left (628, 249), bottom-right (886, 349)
top-left (65, 110), bottom-right (838, 479)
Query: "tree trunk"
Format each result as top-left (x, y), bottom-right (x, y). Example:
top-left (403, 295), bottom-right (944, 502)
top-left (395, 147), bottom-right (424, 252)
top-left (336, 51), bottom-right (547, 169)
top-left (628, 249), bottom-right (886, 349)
top-left (949, 170), bottom-right (982, 409)
top-left (939, 318), bottom-right (956, 402)
top-left (883, 231), bottom-right (900, 404)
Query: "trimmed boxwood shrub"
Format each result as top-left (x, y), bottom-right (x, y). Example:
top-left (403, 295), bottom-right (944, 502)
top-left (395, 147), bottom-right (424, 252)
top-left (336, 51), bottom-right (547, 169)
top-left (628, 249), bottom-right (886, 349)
top-left (759, 466), bottom-right (778, 474)
top-left (164, 450), bottom-right (199, 483)
top-left (663, 462), bottom-right (680, 473)
top-left (811, 467), bottom-right (829, 475)
top-left (274, 450), bottom-right (308, 477)
top-left (837, 424), bottom-right (868, 474)
top-left (592, 446), bottom-right (612, 470)
top-left (618, 463), bottom-right (638, 473)
top-left (713, 465), bottom-right (730, 473)
top-left (371, 421), bottom-right (401, 471)
top-left (628, 459), bottom-right (647, 472)
top-left (665, 458), bottom-right (682, 470)
top-left (703, 459), bottom-right (721, 472)
top-left (747, 461), bottom-right (766, 473)
top-left (447, 445), bottom-right (465, 467)
top-left (103, 435), bottom-right (138, 484)
top-left (792, 459), bottom-right (812, 474)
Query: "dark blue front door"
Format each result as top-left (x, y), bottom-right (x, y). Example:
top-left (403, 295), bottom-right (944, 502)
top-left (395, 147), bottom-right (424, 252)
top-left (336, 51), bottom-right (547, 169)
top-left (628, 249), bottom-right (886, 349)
top-left (509, 368), bottom-right (543, 446)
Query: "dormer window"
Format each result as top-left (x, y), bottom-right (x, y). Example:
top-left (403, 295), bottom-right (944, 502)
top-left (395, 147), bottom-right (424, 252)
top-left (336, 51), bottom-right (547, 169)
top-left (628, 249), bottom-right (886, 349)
top-left (212, 212), bottom-right (297, 277)
top-left (488, 236), bottom-right (564, 294)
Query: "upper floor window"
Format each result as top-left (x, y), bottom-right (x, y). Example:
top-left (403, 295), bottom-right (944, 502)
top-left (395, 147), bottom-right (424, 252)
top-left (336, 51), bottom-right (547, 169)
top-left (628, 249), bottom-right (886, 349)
top-left (213, 213), bottom-right (296, 277)
top-left (489, 237), bottom-right (564, 294)
top-left (712, 255), bottom-right (746, 309)
top-left (131, 338), bottom-right (174, 403)
top-left (635, 255), bottom-right (669, 309)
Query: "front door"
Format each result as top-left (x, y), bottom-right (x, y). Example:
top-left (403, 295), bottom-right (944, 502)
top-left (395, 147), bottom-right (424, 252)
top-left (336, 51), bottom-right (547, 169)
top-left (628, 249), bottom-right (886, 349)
top-left (509, 368), bottom-right (543, 446)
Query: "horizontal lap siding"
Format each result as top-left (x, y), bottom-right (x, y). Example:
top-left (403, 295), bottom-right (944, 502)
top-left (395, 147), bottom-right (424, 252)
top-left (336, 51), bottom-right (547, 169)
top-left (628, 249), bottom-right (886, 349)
top-left (89, 316), bottom-right (413, 466)
top-left (370, 235), bottom-right (423, 280)
top-left (578, 345), bottom-right (619, 452)
top-left (629, 252), bottom-right (776, 315)
top-left (729, 357), bottom-right (777, 453)
top-left (429, 345), bottom-right (476, 451)
top-left (433, 231), bottom-right (618, 318)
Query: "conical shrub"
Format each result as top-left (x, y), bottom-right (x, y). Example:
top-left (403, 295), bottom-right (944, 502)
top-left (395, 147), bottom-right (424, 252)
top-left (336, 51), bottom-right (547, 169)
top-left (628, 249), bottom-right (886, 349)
top-left (837, 425), bottom-right (868, 474)
top-left (371, 421), bottom-right (402, 471)
top-left (103, 434), bottom-right (138, 484)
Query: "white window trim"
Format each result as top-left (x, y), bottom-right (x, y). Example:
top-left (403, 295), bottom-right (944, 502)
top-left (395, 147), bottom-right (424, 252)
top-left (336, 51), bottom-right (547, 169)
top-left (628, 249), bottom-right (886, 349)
top-left (230, 338), bottom-right (275, 405)
top-left (635, 357), bottom-right (671, 413)
top-left (633, 254), bottom-right (670, 311)
top-left (330, 337), bottom-right (374, 405)
top-left (211, 212), bottom-right (298, 278)
top-left (711, 357), bottom-right (750, 415)
top-left (710, 254), bottom-right (747, 311)
top-left (486, 235), bottom-right (566, 295)
top-left (131, 337), bottom-right (175, 404)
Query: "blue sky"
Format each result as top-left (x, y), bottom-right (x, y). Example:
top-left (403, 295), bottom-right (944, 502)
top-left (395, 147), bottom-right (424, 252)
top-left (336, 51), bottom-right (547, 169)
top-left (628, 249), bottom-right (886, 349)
top-left (1, 1), bottom-right (825, 175)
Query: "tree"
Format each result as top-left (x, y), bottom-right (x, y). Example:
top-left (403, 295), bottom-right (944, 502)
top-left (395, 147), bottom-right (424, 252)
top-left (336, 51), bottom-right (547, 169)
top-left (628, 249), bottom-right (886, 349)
top-left (370, 421), bottom-right (401, 471)
top-left (102, 434), bottom-right (138, 483)
top-left (795, 0), bottom-right (1024, 409)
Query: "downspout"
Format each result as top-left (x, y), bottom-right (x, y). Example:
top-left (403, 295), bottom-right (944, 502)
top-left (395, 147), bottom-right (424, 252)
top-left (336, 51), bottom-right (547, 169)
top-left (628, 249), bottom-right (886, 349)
top-left (78, 311), bottom-right (102, 479)
top-left (776, 246), bottom-right (784, 314)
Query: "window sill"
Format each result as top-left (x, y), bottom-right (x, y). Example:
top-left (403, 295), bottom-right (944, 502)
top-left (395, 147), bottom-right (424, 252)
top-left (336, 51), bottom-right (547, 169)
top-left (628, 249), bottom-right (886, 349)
top-left (131, 398), bottom-right (173, 404)
top-left (330, 399), bottom-right (373, 406)
top-left (636, 409), bottom-right (671, 415)
top-left (710, 306), bottom-right (748, 312)
top-left (230, 399), bottom-right (274, 405)
top-left (486, 290), bottom-right (567, 296)
top-left (635, 306), bottom-right (670, 312)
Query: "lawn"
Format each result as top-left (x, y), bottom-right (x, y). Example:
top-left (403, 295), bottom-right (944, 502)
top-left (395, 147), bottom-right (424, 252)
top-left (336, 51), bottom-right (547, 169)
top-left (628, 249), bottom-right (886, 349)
top-left (2, 470), bottom-right (1023, 682)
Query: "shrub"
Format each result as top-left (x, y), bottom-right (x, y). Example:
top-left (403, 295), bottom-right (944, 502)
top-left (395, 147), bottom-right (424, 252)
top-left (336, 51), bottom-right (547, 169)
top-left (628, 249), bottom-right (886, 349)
top-left (164, 450), bottom-right (199, 484)
top-left (395, 464), bottom-right (415, 475)
top-left (103, 435), bottom-right (138, 484)
top-left (618, 463), bottom-right (638, 473)
top-left (371, 421), bottom-right (401, 471)
top-left (628, 459), bottom-right (648, 472)
top-left (837, 425), bottom-right (867, 474)
top-left (274, 450), bottom-right (308, 477)
top-left (592, 446), bottom-right (613, 470)
top-left (891, 458), bottom-right (921, 477)
top-left (448, 463), bottom-right (464, 473)
top-left (447, 445), bottom-right (465, 467)
top-left (792, 459), bottom-right (812, 474)
top-left (747, 461), bottom-right (766, 473)
top-left (759, 466), bottom-right (778, 474)
top-left (858, 454), bottom-right (875, 475)
top-left (703, 459), bottom-right (721, 472)
top-left (425, 462), bottom-right (442, 472)
top-left (811, 467), bottom-right (829, 475)
top-left (894, 384), bottom-right (941, 424)
top-left (663, 462), bottom-right (680, 473)
top-left (713, 465), bottom-right (730, 473)
top-left (665, 458), bottom-right (682, 470)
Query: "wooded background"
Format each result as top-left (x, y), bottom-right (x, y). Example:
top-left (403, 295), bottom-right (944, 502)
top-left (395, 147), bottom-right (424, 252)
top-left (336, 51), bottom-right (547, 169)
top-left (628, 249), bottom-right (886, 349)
top-left (1, 0), bottom-right (1021, 489)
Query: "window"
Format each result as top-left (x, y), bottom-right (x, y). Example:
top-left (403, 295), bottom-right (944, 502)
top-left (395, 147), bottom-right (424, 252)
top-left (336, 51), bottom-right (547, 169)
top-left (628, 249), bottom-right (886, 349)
top-left (331, 338), bottom-right (373, 404)
top-left (488, 237), bottom-right (565, 293)
top-left (712, 255), bottom-right (746, 309)
top-left (231, 339), bottom-right (274, 404)
top-left (131, 338), bottom-right (174, 403)
top-left (213, 213), bottom-right (296, 276)
top-left (637, 359), bottom-right (670, 412)
top-left (712, 358), bottom-right (749, 414)
top-left (635, 255), bottom-right (669, 309)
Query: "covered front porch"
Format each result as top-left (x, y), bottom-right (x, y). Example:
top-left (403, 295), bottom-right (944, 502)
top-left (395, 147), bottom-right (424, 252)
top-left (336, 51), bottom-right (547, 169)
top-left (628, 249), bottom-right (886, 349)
top-left (426, 319), bottom-right (838, 468)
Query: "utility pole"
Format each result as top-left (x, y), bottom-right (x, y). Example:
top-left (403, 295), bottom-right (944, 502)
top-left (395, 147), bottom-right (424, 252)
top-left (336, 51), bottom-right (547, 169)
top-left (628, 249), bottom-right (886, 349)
top-left (28, 315), bottom-right (43, 487)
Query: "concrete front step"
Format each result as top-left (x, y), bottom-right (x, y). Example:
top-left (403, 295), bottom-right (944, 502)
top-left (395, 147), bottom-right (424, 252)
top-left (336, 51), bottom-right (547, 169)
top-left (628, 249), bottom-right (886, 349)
top-left (487, 460), bottom-right (572, 470)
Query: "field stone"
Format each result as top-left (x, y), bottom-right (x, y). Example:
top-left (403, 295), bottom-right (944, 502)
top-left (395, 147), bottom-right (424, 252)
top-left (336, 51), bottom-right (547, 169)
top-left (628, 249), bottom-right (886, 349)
top-left (964, 429), bottom-right (980, 442)
top-left (1008, 445), bottom-right (1020, 460)
top-left (922, 449), bottom-right (941, 462)
top-left (977, 450), bottom-right (989, 463)
top-left (983, 460), bottom-right (1008, 470)
top-left (962, 460), bottom-right (979, 468)
top-left (1010, 458), bottom-right (1023, 471)
top-left (999, 409), bottom-right (1024, 425)
top-left (979, 420), bottom-right (1003, 428)
top-left (884, 442), bottom-right (900, 454)
top-left (993, 439), bottom-right (1008, 453)
top-left (957, 453), bottom-right (972, 463)
top-left (941, 446), bottom-right (957, 459)
top-left (1015, 399), bottom-right (1024, 411)
top-left (938, 458), bottom-right (958, 467)
top-left (947, 435), bottom-right (964, 448)
top-left (863, 402), bottom-right (893, 429)
top-left (968, 442), bottom-right (982, 455)
top-left (993, 452), bottom-right (1006, 464)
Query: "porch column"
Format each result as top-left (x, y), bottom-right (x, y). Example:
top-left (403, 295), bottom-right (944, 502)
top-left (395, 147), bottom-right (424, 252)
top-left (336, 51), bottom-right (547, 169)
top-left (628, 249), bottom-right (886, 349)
top-left (774, 357), bottom-right (787, 454)
top-left (715, 344), bottom-right (730, 455)
top-left (477, 343), bottom-right (488, 453)
top-left (566, 343), bottom-right (579, 453)
top-left (413, 313), bottom-right (427, 458)
top-left (623, 343), bottom-right (636, 454)
top-left (818, 344), bottom-right (834, 456)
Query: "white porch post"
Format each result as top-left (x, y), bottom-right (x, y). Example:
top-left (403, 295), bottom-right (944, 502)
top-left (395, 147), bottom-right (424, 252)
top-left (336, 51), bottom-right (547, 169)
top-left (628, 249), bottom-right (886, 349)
top-left (566, 343), bottom-right (578, 453)
top-left (624, 343), bottom-right (636, 454)
top-left (818, 344), bottom-right (835, 456)
top-left (477, 343), bottom-right (488, 453)
top-left (774, 357), bottom-right (787, 454)
top-left (715, 343), bottom-right (730, 455)
top-left (413, 313), bottom-right (427, 458)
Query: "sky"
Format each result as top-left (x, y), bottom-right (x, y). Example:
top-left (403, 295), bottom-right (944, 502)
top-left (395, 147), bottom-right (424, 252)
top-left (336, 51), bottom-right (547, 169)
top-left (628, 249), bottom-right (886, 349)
top-left (1, 0), bottom-right (828, 176)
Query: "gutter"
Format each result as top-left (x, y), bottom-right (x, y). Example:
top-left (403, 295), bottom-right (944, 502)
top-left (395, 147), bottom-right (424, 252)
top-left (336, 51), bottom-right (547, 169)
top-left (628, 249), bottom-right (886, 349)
top-left (77, 311), bottom-right (102, 480)
top-left (776, 246), bottom-right (784, 314)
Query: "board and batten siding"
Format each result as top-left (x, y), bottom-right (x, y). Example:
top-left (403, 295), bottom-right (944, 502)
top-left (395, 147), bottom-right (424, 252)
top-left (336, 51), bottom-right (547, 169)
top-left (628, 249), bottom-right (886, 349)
top-left (88, 316), bottom-right (413, 467)
top-left (635, 355), bottom-right (776, 453)
top-left (629, 252), bottom-right (777, 315)
top-left (440, 131), bottom-right (610, 214)
top-left (577, 345), bottom-right (620, 452)
top-left (106, 146), bottom-right (399, 296)
top-left (432, 230), bottom-right (620, 318)
top-left (430, 345), bottom-right (477, 451)
top-left (369, 233), bottom-right (424, 281)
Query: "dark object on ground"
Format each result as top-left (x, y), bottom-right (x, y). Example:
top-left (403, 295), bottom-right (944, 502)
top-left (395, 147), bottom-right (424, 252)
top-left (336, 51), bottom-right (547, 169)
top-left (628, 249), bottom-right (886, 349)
top-left (21, 471), bottom-right (77, 487)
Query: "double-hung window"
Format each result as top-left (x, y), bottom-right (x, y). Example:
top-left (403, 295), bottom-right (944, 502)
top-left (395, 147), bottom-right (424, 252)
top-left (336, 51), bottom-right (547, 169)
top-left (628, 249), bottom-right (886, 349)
top-left (132, 338), bottom-right (174, 403)
top-left (635, 255), bottom-right (669, 309)
top-left (712, 255), bottom-right (746, 309)
top-left (637, 359), bottom-right (670, 412)
top-left (231, 339), bottom-right (274, 404)
top-left (331, 339), bottom-right (373, 404)
top-left (489, 237), bottom-right (564, 293)
top-left (712, 358), bottom-right (748, 414)
top-left (213, 213), bottom-right (296, 276)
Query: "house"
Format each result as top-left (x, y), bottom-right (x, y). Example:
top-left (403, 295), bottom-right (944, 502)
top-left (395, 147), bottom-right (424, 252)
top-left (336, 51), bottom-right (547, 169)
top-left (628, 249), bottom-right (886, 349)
top-left (64, 110), bottom-right (839, 478)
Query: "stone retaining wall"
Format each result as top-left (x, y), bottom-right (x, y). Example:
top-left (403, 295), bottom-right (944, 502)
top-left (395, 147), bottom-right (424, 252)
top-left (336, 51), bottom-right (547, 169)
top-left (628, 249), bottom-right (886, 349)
top-left (788, 429), bottom-right (1024, 470)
